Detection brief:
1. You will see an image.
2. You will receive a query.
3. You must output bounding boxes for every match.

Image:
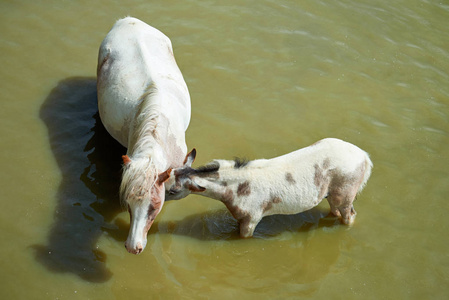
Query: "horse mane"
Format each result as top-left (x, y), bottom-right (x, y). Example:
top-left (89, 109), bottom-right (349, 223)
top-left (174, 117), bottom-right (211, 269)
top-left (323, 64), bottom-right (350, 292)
top-left (129, 83), bottom-right (161, 154)
top-left (120, 157), bottom-right (158, 207)
top-left (120, 83), bottom-right (162, 206)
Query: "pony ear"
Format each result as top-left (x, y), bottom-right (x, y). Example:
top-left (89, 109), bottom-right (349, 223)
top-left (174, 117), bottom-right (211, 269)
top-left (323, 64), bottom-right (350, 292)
top-left (157, 168), bottom-right (172, 185)
top-left (122, 155), bottom-right (131, 166)
top-left (188, 181), bottom-right (206, 193)
top-left (184, 148), bottom-right (197, 167)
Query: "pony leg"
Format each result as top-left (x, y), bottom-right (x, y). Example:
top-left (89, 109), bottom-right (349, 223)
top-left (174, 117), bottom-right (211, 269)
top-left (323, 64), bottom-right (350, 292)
top-left (339, 205), bottom-right (357, 225)
top-left (328, 192), bottom-right (357, 225)
top-left (339, 194), bottom-right (358, 225)
top-left (239, 217), bottom-right (260, 238)
top-left (327, 198), bottom-right (341, 217)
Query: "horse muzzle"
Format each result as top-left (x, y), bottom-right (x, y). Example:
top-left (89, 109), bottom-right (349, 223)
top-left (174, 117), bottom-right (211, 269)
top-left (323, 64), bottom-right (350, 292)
top-left (125, 239), bottom-right (146, 255)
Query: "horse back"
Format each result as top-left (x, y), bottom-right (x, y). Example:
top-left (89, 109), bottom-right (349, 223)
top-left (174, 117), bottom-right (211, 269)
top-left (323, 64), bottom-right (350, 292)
top-left (97, 17), bottom-right (190, 147)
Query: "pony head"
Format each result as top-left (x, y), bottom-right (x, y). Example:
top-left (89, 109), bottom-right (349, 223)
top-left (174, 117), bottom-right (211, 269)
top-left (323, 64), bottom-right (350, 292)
top-left (166, 149), bottom-right (208, 200)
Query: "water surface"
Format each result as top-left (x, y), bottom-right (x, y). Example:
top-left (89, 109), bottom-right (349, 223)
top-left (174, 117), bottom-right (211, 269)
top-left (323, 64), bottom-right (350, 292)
top-left (1, 0), bottom-right (448, 299)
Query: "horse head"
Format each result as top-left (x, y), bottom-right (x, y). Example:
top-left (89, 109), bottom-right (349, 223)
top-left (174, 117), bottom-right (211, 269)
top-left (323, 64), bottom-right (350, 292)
top-left (120, 155), bottom-right (171, 254)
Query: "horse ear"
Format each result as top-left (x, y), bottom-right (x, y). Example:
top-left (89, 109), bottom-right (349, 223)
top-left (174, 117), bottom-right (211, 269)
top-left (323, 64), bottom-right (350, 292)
top-left (188, 181), bottom-right (206, 193)
top-left (122, 155), bottom-right (131, 166)
top-left (184, 148), bottom-right (197, 167)
top-left (157, 168), bottom-right (172, 184)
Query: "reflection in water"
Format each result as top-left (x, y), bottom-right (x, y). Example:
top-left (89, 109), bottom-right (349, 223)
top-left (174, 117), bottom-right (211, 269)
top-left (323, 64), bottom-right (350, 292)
top-left (145, 206), bottom-right (346, 297)
top-left (33, 78), bottom-right (126, 282)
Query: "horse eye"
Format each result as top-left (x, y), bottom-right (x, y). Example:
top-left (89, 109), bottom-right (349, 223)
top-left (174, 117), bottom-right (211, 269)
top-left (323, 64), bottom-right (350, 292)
top-left (168, 188), bottom-right (178, 195)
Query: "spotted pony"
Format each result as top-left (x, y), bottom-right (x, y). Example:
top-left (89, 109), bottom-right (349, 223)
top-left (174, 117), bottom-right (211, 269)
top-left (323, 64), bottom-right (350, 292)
top-left (166, 138), bottom-right (373, 237)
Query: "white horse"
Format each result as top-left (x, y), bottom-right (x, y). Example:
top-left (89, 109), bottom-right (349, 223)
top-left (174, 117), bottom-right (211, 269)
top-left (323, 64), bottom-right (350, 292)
top-left (97, 17), bottom-right (191, 254)
top-left (166, 138), bottom-right (372, 237)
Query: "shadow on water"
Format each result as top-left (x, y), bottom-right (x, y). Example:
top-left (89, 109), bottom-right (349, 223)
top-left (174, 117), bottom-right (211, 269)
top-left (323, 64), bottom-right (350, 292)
top-left (32, 77), bottom-right (127, 282)
top-left (157, 202), bottom-right (340, 241)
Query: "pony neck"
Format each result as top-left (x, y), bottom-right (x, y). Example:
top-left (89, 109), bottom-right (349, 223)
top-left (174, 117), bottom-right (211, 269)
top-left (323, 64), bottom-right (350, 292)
top-left (190, 161), bottom-right (244, 200)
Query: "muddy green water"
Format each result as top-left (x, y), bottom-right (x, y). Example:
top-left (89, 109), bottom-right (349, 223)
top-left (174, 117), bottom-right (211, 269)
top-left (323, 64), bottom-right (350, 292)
top-left (1, 0), bottom-right (449, 299)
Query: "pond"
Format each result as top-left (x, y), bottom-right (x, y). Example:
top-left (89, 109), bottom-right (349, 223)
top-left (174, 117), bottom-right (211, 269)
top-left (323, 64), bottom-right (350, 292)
top-left (1, 0), bottom-right (448, 298)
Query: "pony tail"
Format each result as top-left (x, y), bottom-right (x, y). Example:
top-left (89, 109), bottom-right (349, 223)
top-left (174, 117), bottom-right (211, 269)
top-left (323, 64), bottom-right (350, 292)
top-left (358, 154), bottom-right (373, 193)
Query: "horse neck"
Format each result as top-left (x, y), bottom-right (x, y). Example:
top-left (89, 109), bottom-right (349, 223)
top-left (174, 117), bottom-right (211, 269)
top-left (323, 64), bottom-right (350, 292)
top-left (127, 92), bottom-right (169, 170)
top-left (120, 154), bottom-right (158, 205)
